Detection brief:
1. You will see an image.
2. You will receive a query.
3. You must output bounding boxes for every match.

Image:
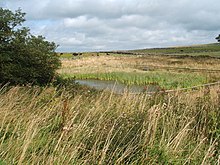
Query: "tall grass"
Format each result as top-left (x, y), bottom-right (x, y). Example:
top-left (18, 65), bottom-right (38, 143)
top-left (69, 71), bottom-right (207, 89)
top-left (0, 85), bottom-right (219, 164)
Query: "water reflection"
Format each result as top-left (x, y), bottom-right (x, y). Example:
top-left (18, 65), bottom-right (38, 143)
top-left (76, 79), bottom-right (158, 94)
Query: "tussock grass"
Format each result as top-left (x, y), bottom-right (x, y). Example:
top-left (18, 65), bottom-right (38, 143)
top-left (0, 85), bottom-right (219, 164)
top-left (70, 71), bottom-right (207, 89)
top-left (59, 54), bottom-right (220, 89)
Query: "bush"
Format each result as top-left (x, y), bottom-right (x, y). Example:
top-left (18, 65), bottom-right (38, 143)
top-left (0, 8), bottom-right (61, 86)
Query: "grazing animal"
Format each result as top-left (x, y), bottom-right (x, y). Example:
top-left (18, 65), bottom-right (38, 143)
top-left (72, 53), bottom-right (78, 56)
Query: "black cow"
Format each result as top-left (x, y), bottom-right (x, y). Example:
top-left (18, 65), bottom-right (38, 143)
top-left (72, 53), bottom-right (78, 56)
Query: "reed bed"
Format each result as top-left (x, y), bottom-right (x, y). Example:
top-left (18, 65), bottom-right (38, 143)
top-left (0, 85), bottom-right (219, 164)
top-left (59, 55), bottom-right (220, 90)
top-left (69, 71), bottom-right (207, 89)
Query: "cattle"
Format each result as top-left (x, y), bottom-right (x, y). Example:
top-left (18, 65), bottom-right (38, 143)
top-left (72, 53), bottom-right (78, 56)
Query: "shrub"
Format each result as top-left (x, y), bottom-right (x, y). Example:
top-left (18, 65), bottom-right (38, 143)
top-left (0, 8), bottom-right (61, 86)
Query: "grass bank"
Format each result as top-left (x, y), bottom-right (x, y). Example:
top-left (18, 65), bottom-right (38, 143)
top-left (131, 43), bottom-right (220, 57)
top-left (66, 71), bottom-right (207, 89)
top-left (0, 85), bottom-right (219, 164)
top-left (59, 46), bottom-right (220, 90)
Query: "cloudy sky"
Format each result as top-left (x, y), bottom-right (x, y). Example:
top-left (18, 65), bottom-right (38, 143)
top-left (1, 0), bottom-right (220, 52)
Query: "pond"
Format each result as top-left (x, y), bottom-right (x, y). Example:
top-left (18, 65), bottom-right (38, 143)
top-left (75, 79), bottom-right (159, 94)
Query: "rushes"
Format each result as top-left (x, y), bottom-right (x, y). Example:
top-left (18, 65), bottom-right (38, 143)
top-left (0, 86), bottom-right (219, 164)
top-left (72, 71), bottom-right (206, 89)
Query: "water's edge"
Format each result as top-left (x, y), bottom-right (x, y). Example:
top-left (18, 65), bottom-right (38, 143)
top-left (75, 79), bottom-right (158, 94)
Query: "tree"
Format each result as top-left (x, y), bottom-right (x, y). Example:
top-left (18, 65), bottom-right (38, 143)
top-left (0, 8), bottom-right (61, 85)
top-left (215, 34), bottom-right (220, 42)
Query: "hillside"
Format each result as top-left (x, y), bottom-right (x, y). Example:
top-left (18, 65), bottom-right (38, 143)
top-left (129, 43), bottom-right (220, 57)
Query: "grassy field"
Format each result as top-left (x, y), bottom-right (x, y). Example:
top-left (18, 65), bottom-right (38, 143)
top-left (59, 43), bottom-right (220, 57)
top-left (59, 43), bottom-right (220, 89)
top-left (0, 85), bottom-right (219, 164)
top-left (130, 43), bottom-right (220, 57)
top-left (0, 43), bottom-right (220, 164)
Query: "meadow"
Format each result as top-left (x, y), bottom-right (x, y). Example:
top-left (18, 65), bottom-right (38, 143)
top-left (0, 84), bottom-right (219, 164)
top-left (59, 43), bottom-right (220, 89)
top-left (131, 43), bottom-right (220, 57)
top-left (0, 43), bottom-right (220, 164)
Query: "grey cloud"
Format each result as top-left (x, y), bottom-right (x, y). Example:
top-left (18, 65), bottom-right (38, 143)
top-left (43, 0), bottom-right (149, 19)
top-left (1, 0), bottom-right (220, 52)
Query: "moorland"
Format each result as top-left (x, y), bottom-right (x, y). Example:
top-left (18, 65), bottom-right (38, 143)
top-left (0, 43), bottom-right (220, 164)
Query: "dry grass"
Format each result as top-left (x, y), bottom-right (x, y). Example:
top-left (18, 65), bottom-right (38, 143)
top-left (59, 55), bottom-right (220, 74)
top-left (59, 55), bottom-right (140, 75)
top-left (0, 85), bottom-right (219, 164)
top-left (58, 54), bottom-right (220, 89)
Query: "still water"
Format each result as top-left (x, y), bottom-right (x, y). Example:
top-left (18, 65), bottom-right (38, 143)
top-left (75, 79), bottom-right (158, 94)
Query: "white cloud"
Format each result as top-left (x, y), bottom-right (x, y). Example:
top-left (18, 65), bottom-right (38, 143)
top-left (63, 16), bottom-right (101, 29)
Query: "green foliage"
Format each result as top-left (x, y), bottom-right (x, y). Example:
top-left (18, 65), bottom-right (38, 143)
top-left (131, 43), bottom-right (220, 57)
top-left (0, 160), bottom-right (6, 165)
top-left (0, 8), bottom-right (61, 86)
top-left (70, 71), bottom-right (206, 89)
top-left (215, 34), bottom-right (220, 42)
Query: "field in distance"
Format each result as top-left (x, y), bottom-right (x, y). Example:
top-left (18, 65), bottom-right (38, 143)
top-left (0, 43), bottom-right (219, 164)
top-left (130, 43), bottom-right (220, 57)
top-left (58, 43), bottom-right (220, 90)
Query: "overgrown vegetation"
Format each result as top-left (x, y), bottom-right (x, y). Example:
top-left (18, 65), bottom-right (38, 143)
top-left (0, 8), bottom-right (61, 86)
top-left (68, 71), bottom-right (207, 89)
top-left (0, 85), bottom-right (219, 164)
top-left (59, 51), bottom-right (220, 89)
top-left (1, 7), bottom-right (220, 165)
